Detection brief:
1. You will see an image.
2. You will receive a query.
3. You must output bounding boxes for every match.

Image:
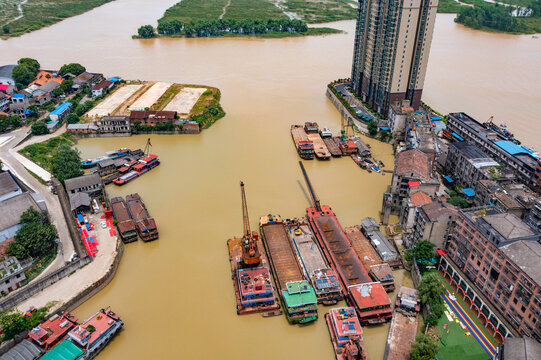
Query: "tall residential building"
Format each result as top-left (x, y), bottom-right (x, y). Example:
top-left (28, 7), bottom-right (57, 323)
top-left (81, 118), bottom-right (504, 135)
top-left (351, 0), bottom-right (439, 115)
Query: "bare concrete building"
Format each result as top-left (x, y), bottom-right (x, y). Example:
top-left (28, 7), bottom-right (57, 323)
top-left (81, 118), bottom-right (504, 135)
top-left (351, 0), bottom-right (439, 114)
top-left (409, 201), bottom-right (458, 248)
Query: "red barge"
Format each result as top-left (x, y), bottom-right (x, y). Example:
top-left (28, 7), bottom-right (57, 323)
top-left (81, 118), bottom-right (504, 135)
top-left (126, 193), bottom-right (158, 242)
top-left (227, 182), bottom-right (280, 315)
top-left (110, 197), bottom-right (137, 243)
top-left (113, 153), bottom-right (159, 186)
top-left (325, 307), bottom-right (369, 360)
top-left (299, 161), bottom-right (392, 325)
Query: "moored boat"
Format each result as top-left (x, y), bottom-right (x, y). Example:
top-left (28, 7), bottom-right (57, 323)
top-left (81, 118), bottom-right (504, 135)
top-left (81, 148), bottom-right (132, 168)
top-left (110, 197), bottom-right (137, 243)
top-left (319, 127), bottom-right (333, 138)
top-left (113, 154), bottom-right (159, 185)
top-left (291, 125), bottom-right (315, 160)
top-left (125, 193), bottom-right (158, 241)
top-left (325, 307), bottom-right (368, 360)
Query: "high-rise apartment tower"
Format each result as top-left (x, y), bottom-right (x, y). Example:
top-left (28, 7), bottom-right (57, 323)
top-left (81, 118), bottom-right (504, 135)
top-left (351, 0), bottom-right (438, 115)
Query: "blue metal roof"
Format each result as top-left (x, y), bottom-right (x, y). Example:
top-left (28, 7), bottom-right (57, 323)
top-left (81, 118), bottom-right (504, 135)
top-left (50, 102), bottom-right (72, 115)
top-left (462, 188), bottom-right (475, 197)
top-left (444, 175), bottom-right (453, 183)
top-left (12, 93), bottom-right (26, 98)
top-left (452, 132), bottom-right (464, 141)
top-left (108, 77), bottom-right (119, 82)
top-left (494, 140), bottom-right (539, 158)
top-left (379, 126), bottom-right (390, 131)
top-left (430, 116), bottom-right (442, 120)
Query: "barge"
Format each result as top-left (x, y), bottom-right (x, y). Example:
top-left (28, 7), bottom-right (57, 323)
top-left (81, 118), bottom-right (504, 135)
top-left (81, 148), bottom-right (132, 169)
top-left (384, 287), bottom-right (420, 360)
top-left (260, 214), bottom-right (318, 324)
top-left (126, 193), bottom-right (158, 241)
top-left (345, 227), bottom-right (382, 270)
top-left (323, 137), bottom-right (343, 157)
top-left (113, 154), bottom-right (160, 186)
top-left (319, 127), bottom-right (333, 138)
top-left (304, 122), bottom-right (319, 133)
top-left (110, 197), bottom-right (137, 243)
top-left (227, 182), bottom-right (280, 315)
top-left (306, 132), bottom-right (331, 160)
top-left (291, 125), bottom-right (315, 160)
top-left (299, 162), bottom-right (392, 325)
top-left (285, 218), bottom-right (342, 305)
top-left (325, 307), bottom-right (368, 360)
top-left (369, 263), bottom-right (395, 292)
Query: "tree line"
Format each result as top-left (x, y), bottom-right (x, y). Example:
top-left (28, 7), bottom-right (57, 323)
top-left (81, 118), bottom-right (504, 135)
top-left (137, 18), bottom-right (309, 38)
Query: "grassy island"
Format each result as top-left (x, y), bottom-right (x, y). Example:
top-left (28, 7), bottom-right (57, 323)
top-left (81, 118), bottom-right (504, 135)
top-left (0, 0), bottom-right (115, 38)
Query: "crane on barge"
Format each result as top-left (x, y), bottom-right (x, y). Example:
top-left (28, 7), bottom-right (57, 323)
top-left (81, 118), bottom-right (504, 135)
top-left (298, 161), bottom-right (321, 212)
top-left (240, 181), bottom-right (261, 267)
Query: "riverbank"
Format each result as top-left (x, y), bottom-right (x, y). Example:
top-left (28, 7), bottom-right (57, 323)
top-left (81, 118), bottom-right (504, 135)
top-left (0, 0), bottom-right (116, 39)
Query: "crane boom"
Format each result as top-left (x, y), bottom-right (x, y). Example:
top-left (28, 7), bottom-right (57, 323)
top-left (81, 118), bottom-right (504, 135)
top-left (239, 181), bottom-right (260, 267)
top-left (299, 161), bottom-right (321, 211)
top-left (240, 181), bottom-right (251, 238)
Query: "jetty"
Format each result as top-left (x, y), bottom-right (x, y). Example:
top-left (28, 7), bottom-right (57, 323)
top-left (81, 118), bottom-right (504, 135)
top-left (384, 287), bottom-right (420, 360)
top-left (306, 132), bottom-right (331, 159)
top-left (260, 214), bottom-right (318, 324)
top-left (285, 218), bottom-right (342, 305)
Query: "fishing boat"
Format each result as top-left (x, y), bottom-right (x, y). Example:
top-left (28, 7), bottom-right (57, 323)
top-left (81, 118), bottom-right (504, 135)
top-left (325, 307), bottom-right (368, 360)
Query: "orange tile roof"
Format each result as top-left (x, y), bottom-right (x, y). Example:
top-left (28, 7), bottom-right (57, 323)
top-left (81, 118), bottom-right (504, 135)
top-left (410, 192), bottom-right (432, 207)
top-left (30, 71), bottom-right (63, 87)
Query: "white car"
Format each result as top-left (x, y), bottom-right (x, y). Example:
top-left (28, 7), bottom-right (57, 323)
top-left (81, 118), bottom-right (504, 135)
top-left (101, 221), bottom-right (107, 229)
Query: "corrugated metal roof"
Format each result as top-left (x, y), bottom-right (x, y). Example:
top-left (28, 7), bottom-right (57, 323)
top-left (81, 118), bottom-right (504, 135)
top-left (50, 102), bottom-right (72, 115)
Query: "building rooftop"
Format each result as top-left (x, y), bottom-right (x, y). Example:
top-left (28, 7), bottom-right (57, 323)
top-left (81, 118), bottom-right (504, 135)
top-left (38, 339), bottom-right (84, 360)
top-left (28, 312), bottom-right (78, 349)
top-left (499, 240), bottom-right (541, 286)
top-left (0, 193), bottom-right (40, 231)
top-left (282, 280), bottom-right (317, 308)
top-left (50, 102), bottom-right (72, 116)
top-left (348, 282), bottom-right (391, 309)
top-left (495, 141), bottom-right (539, 158)
top-left (0, 172), bottom-right (21, 198)
top-left (369, 263), bottom-right (394, 282)
top-left (410, 191), bottom-right (432, 207)
top-left (67, 123), bottom-right (98, 130)
top-left (450, 141), bottom-right (499, 168)
top-left (0, 339), bottom-right (43, 360)
top-left (483, 213), bottom-right (536, 240)
top-left (69, 192), bottom-right (91, 211)
top-left (395, 149), bottom-right (431, 179)
top-left (69, 309), bottom-right (121, 347)
top-left (421, 202), bottom-right (457, 221)
top-left (65, 174), bottom-right (101, 192)
top-left (92, 80), bottom-right (112, 91)
top-left (500, 336), bottom-right (541, 360)
top-left (129, 110), bottom-right (176, 120)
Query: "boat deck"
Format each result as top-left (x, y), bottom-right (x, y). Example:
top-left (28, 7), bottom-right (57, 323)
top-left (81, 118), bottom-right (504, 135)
top-left (345, 226), bottom-right (382, 270)
top-left (384, 312), bottom-right (418, 360)
top-left (287, 221), bottom-right (329, 276)
top-left (291, 125), bottom-right (309, 146)
top-left (260, 221), bottom-right (304, 290)
top-left (322, 137), bottom-right (342, 157)
top-left (306, 132), bottom-right (331, 159)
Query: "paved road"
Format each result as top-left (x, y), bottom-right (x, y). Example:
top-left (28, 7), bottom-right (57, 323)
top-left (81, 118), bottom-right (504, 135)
top-left (0, 125), bottom-right (74, 277)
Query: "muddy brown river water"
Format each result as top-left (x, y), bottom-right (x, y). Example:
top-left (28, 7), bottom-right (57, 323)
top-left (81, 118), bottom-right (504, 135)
top-left (0, 0), bottom-right (540, 358)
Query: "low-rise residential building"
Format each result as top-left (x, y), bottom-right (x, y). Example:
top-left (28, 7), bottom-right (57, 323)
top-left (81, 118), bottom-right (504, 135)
top-left (0, 339), bottom-right (43, 360)
top-left (388, 104), bottom-right (413, 140)
top-left (96, 116), bottom-right (130, 133)
top-left (0, 65), bottom-right (16, 86)
top-left (64, 174), bottom-right (103, 197)
top-left (29, 70), bottom-right (63, 87)
top-left (445, 207), bottom-right (541, 340)
top-left (91, 80), bottom-right (113, 97)
top-left (0, 171), bottom-right (22, 202)
top-left (0, 192), bottom-right (41, 243)
top-left (361, 217), bottom-right (398, 264)
top-left (66, 123), bottom-right (98, 134)
top-left (409, 201), bottom-right (458, 249)
top-left (72, 72), bottom-right (104, 89)
top-left (400, 191), bottom-right (432, 230)
top-left (494, 336), bottom-right (541, 360)
top-left (181, 121), bottom-right (200, 134)
top-left (526, 200), bottom-right (541, 232)
top-left (0, 83), bottom-right (15, 95)
top-left (0, 256), bottom-right (31, 295)
top-left (0, 93), bottom-right (9, 112)
top-left (10, 93), bottom-right (29, 119)
top-left (129, 110), bottom-right (177, 126)
top-left (49, 102), bottom-right (72, 122)
top-left (69, 192), bottom-right (92, 214)
top-left (476, 181), bottom-right (540, 220)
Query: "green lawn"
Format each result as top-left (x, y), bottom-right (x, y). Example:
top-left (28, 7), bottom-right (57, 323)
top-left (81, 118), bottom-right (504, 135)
top-left (430, 272), bottom-right (495, 360)
top-left (283, 0), bottom-right (357, 23)
top-left (160, 0), bottom-right (229, 23)
top-left (0, 0), bottom-right (115, 38)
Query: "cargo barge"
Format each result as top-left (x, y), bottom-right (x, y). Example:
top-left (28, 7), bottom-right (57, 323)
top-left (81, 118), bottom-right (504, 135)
top-left (345, 227), bottom-right (382, 270)
top-left (227, 182), bottom-right (280, 315)
top-left (323, 137), bottom-right (343, 157)
top-left (260, 214), bottom-right (318, 324)
top-left (110, 197), bottom-right (137, 243)
top-left (299, 162), bottom-right (392, 325)
top-left (369, 263), bottom-right (395, 292)
top-left (306, 132), bottom-right (331, 160)
top-left (81, 148), bottom-right (133, 169)
top-left (325, 307), bottom-right (368, 360)
top-left (291, 125), bottom-right (314, 160)
top-left (383, 287), bottom-right (420, 360)
top-left (285, 218), bottom-right (342, 305)
top-left (113, 154), bottom-right (159, 186)
top-left (126, 193), bottom-right (158, 241)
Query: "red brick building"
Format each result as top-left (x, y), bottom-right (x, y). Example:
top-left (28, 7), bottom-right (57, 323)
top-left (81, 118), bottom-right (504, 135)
top-left (129, 110), bottom-right (177, 126)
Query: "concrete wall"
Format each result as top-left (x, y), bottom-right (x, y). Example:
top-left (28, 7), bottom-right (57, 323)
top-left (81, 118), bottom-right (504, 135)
top-left (53, 178), bottom-right (84, 258)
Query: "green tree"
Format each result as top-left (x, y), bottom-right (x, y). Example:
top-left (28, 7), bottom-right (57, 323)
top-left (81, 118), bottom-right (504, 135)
top-left (137, 25), bottom-right (156, 38)
top-left (418, 273), bottom-right (444, 322)
top-left (447, 195), bottom-right (469, 208)
top-left (6, 208), bottom-right (57, 259)
top-left (2, 25), bottom-right (9, 34)
top-left (51, 144), bottom-right (83, 183)
top-left (59, 63), bottom-right (86, 76)
top-left (30, 121), bottom-right (48, 135)
top-left (65, 113), bottom-right (80, 124)
top-left (407, 240), bottom-right (436, 264)
top-left (411, 333), bottom-right (438, 360)
top-left (12, 65), bottom-right (35, 87)
top-left (17, 58), bottom-right (40, 73)
top-left (0, 307), bottom-right (49, 341)
top-left (367, 120), bottom-right (378, 136)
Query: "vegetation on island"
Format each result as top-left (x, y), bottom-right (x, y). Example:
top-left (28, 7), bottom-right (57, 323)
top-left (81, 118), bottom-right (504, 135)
top-left (7, 208), bottom-right (58, 260)
top-left (12, 58), bottom-right (40, 89)
top-left (59, 63), bottom-right (86, 77)
top-left (0, 0), bottom-right (115, 38)
top-left (0, 306), bottom-right (50, 341)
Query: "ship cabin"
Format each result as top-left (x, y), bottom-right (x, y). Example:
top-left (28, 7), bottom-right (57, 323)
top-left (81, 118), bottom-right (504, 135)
top-left (368, 264), bottom-right (395, 292)
top-left (328, 307), bottom-right (363, 347)
top-left (139, 154), bottom-right (159, 167)
top-left (395, 286), bottom-right (420, 313)
top-left (311, 268), bottom-right (342, 300)
top-left (339, 140), bottom-right (358, 154)
top-left (348, 282), bottom-right (392, 325)
top-left (28, 312), bottom-right (78, 350)
top-left (298, 140), bottom-right (315, 158)
top-left (304, 122), bottom-right (319, 133)
top-left (282, 280), bottom-right (318, 322)
top-left (237, 267), bottom-right (275, 308)
top-left (68, 309), bottom-right (122, 355)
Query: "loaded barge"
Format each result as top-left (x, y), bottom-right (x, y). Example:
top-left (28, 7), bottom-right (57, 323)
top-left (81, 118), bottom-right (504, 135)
top-left (305, 122), bottom-right (331, 160)
top-left (227, 182), bottom-right (280, 315)
top-left (291, 125), bottom-right (314, 160)
top-left (110, 197), bottom-right (137, 243)
top-left (384, 287), bottom-right (420, 360)
top-left (113, 154), bottom-right (160, 186)
top-left (299, 162), bottom-right (392, 325)
top-left (126, 193), bottom-right (158, 241)
top-left (260, 214), bottom-right (318, 324)
top-left (323, 136), bottom-right (343, 157)
top-left (325, 307), bottom-right (368, 360)
top-left (285, 218), bottom-right (342, 305)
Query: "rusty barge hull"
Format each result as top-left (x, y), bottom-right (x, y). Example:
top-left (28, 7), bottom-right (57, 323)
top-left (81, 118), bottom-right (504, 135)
top-left (383, 312), bottom-right (418, 360)
top-left (323, 137), bottom-right (342, 157)
top-left (126, 193), bottom-right (158, 242)
top-left (291, 125), bottom-right (314, 160)
top-left (306, 132), bottom-right (331, 159)
top-left (345, 227), bottom-right (382, 270)
top-left (110, 197), bottom-right (137, 243)
top-left (227, 237), bottom-right (281, 315)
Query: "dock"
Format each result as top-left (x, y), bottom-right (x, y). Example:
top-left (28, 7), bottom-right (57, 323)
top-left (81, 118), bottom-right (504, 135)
top-left (285, 218), bottom-right (342, 304)
top-left (306, 132), bottom-right (331, 159)
top-left (110, 197), bottom-right (137, 243)
top-left (322, 137), bottom-right (342, 157)
top-left (126, 193), bottom-right (158, 241)
top-left (345, 226), bottom-right (382, 270)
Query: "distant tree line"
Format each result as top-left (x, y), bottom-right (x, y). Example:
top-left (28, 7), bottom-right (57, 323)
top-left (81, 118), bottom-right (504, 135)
top-left (137, 18), bottom-right (309, 38)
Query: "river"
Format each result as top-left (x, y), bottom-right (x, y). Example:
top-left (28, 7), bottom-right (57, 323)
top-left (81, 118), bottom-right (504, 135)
top-left (0, 0), bottom-right (539, 358)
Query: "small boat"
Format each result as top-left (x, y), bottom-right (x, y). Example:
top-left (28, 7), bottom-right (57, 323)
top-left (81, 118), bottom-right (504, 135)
top-left (319, 127), bottom-right (332, 138)
top-left (371, 166), bottom-right (381, 173)
top-left (325, 307), bottom-right (368, 360)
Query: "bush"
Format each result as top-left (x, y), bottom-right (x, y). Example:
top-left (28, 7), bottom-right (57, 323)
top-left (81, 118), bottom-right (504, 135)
top-left (51, 144), bottom-right (83, 183)
top-left (59, 63), bottom-right (86, 77)
top-left (0, 307), bottom-right (49, 341)
top-left (65, 113), bottom-right (80, 124)
top-left (7, 208), bottom-right (57, 259)
top-left (137, 25), bottom-right (156, 38)
top-left (31, 121), bottom-right (48, 135)
top-left (367, 120), bottom-right (378, 136)
top-left (411, 333), bottom-right (438, 360)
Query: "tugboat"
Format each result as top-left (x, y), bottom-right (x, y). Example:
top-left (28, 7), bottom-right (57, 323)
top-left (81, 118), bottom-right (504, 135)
top-left (325, 307), bottom-right (368, 360)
